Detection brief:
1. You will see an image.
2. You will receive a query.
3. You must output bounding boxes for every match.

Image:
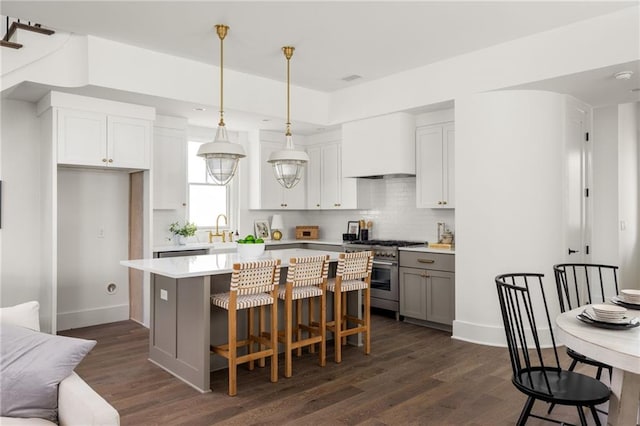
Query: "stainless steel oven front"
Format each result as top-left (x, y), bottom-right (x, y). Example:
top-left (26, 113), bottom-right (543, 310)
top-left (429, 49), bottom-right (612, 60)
top-left (370, 259), bottom-right (399, 313)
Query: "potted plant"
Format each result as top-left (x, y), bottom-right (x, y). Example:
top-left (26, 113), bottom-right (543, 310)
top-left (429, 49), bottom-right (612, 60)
top-left (169, 221), bottom-right (197, 245)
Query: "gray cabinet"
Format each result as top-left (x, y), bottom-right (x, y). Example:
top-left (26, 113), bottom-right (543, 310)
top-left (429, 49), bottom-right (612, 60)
top-left (399, 251), bottom-right (455, 330)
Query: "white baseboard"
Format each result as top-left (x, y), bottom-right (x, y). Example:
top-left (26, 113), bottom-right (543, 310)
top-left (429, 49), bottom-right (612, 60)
top-left (57, 304), bottom-right (129, 331)
top-left (452, 319), bottom-right (555, 348)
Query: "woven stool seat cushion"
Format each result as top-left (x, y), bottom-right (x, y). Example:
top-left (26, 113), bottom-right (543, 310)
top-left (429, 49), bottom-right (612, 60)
top-left (211, 292), bottom-right (274, 310)
top-left (327, 278), bottom-right (369, 292)
top-left (278, 285), bottom-right (323, 300)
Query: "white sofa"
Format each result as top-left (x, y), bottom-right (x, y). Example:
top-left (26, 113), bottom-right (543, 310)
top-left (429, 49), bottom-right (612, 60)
top-left (0, 302), bottom-right (120, 425)
top-left (1, 372), bottom-right (120, 426)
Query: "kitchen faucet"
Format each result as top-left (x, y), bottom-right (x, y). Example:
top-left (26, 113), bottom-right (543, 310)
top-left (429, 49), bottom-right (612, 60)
top-left (209, 214), bottom-right (228, 243)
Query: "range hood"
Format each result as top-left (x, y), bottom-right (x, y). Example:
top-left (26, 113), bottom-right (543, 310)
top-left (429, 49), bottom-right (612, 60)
top-left (342, 112), bottom-right (416, 178)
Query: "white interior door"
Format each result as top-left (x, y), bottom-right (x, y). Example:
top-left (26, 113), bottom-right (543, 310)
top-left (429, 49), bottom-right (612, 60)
top-left (564, 100), bottom-right (591, 263)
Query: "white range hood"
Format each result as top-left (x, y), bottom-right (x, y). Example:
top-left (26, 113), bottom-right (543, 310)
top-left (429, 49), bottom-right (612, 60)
top-left (341, 112), bottom-right (416, 178)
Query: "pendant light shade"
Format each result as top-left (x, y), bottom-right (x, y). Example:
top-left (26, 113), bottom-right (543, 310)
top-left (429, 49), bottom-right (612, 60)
top-left (268, 46), bottom-right (309, 189)
top-left (197, 24), bottom-right (245, 186)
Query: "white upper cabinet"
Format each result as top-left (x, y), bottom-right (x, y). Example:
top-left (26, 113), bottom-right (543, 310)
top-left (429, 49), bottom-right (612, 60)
top-left (306, 130), bottom-right (372, 210)
top-left (57, 109), bottom-right (107, 167)
top-left (153, 118), bottom-right (187, 210)
top-left (342, 112), bottom-right (416, 178)
top-left (38, 92), bottom-right (155, 170)
top-left (249, 131), bottom-right (306, 210)
top-left (416, 122), bottom-right (455, 209)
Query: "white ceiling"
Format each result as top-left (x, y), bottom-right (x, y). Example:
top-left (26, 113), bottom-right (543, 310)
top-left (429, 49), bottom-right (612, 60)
top-left (1, 1), bottom-right (638, 132)
top-left (1, 1), bottom-right (636, 92)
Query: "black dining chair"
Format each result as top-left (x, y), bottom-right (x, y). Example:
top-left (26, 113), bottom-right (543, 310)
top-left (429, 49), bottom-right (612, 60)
top-left (495, 273), bottom-right (610, 425)
top-left (554, 263), bottom-right (619, 379)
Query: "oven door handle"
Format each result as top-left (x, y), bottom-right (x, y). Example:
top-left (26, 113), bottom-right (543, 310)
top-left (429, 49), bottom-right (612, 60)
top-left (373, 260), bottom-right (396, 266)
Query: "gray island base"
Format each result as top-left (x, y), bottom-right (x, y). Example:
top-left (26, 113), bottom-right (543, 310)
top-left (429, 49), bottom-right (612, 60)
top-left (122, 249), bottom-right (362, 392)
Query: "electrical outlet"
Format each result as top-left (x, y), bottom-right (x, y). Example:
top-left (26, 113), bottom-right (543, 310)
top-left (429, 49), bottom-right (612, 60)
top-left (98, 227), bottom-right (105, 238)
top-left (620, 221), bottom-right (626, 231)
top-left (160, 289), bottom-right (168, 301)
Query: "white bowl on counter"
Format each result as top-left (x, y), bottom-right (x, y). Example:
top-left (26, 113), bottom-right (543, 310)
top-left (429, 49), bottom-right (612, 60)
top-left (236, 243), bottom-right (266, 259)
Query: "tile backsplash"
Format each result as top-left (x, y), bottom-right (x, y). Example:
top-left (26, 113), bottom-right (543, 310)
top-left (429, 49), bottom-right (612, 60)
top-left (241, 177), bottom-right (454, 244)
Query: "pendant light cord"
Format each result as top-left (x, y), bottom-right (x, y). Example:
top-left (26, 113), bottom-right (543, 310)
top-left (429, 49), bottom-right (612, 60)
top-left (216, 25), bottom-right (228, 127)
top-left (283, 46), bottom-right (294, 137)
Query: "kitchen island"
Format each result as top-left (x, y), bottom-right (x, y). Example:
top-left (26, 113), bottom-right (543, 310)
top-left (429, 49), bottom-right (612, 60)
top-left (121, 249), bottom-right (351, 392)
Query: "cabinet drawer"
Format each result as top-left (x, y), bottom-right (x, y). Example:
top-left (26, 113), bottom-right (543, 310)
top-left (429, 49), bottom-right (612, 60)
top-left (399, 251), bottom-right (454, 272)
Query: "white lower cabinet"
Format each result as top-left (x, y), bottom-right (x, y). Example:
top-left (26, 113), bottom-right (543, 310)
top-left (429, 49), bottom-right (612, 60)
top-left (399, 252), bottom-right (455, 329)
top-left (416, 122), bottom-right (455, 208)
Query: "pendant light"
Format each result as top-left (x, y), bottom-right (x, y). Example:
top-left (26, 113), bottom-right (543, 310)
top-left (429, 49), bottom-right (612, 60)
top-left (197, 24), bottom-right (246, 185)
top-left (267, 46), bottom-right (309, 189)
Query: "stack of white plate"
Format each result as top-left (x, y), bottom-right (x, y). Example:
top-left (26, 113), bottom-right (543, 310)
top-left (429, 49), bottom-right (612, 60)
top-left (619, 289), bottom-right (640, 305)
top-left (590, 304), bottom-right (628, 324)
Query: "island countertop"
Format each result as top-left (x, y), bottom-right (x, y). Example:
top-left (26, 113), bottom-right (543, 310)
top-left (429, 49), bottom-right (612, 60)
top-left (121, 248), bottom-right (341, 279)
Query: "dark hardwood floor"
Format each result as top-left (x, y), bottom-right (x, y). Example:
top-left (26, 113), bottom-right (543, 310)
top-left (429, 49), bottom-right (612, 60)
top-left (61, 314), bottom-right (603, 425)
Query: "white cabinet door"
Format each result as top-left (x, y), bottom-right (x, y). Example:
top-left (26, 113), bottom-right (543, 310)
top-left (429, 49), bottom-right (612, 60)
top-left (416, 123), bottom-right (454, 209)
top-left (258, 141), bottom-right (306, 209)
top-left (57, 109), bottom-right (107, 167)
top-left (108, 116), bottom-right (151, 169)
top-left (153, 127), bottom-right (187, 210)
top-left (321, 143), bottom-right (341, 208)
top-left (306, 146), bottom-right (322, 209)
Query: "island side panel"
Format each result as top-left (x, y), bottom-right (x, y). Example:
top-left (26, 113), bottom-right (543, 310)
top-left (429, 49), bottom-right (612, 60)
top-left (149, 273), bottom-right (211, 393)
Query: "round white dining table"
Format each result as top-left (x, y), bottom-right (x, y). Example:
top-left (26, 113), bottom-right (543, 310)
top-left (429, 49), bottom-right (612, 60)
top-left (556, 305), bottom-right (640, 426)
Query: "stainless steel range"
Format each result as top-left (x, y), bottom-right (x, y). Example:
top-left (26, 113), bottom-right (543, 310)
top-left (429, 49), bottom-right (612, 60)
top-left (343, 239), bottom-right (423, 318)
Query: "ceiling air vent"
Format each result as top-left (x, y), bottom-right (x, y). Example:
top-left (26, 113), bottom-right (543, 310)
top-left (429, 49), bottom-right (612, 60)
top-left (341, 74), bottom-right (362, 82)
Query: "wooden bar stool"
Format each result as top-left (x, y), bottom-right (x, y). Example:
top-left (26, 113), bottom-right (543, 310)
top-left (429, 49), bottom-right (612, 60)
top-left (210, 259), bottom-right (281, 396)
top-left (326, 251), bottom-right (373, 363)
top-left (277, 254), bottom-right (330, 378)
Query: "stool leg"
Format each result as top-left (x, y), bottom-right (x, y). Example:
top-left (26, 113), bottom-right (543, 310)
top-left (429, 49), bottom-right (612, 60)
top-left (341, 292), bottom-right (348, 346)
top-left (270, 295), bottom-right (278, 383)
top-left (334, 288), bottom-right (342, 364)
top-left (248, 307), bottom-right (255, 371)
top-left (296, 299), bottom-right (303, 357)
top-left (228, 304), bottom-right (237, 396)
top-left (364, 286), bottom-right (371, 355)
top-left (259, 306), bottom-right (266, 368)
top-left (320, 291), bottom-right (326, 367)
top-left (285, 288), bottom-right (293, 378)
top-left (308, 298), bottom-right (316, 354)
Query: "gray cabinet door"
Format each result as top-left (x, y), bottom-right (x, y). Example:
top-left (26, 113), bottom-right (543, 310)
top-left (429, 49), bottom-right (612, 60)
top-left (399, 267), bottom-right (427, 320)
top-left (426, 270), bottom-right (455, 325)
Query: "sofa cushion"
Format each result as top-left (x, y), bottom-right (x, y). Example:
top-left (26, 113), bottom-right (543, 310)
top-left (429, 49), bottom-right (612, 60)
top-left (0, 301), bottom-right (40, 331)
top-left (0, 324), bottom-right (96, 422)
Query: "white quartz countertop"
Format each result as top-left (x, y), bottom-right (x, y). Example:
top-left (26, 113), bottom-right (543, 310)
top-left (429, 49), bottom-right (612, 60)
top-left (399, 246), bottom-right (455, 254)
top-left (122, 248), bottom-right (341, 279)
top-left (153, 239), bottom-right (343, 253)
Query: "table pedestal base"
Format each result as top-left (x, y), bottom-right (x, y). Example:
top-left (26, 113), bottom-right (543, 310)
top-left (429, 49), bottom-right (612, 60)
top-left (607, 368), bottom-right (640, 426)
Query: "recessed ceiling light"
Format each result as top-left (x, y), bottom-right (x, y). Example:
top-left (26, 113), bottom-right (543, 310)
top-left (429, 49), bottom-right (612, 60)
top-left (341, 74), bottom-right (362, 82)
top-left (614, 71), bottom-right (633, 80)
top-left (194, 107), bottom-right (206, 111)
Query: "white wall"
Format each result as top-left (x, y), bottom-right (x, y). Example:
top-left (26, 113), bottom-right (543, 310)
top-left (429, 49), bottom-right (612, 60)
top-left (617, 102), bottom-right (640, 289)
top-left (57, 168), bottom-right (130, 329)
top-left (0, 99), bottom-right (53, 331)
top-left (592, 106), bottom-right (619, 265)
top-left (453, 91), bottom-right (567, 346)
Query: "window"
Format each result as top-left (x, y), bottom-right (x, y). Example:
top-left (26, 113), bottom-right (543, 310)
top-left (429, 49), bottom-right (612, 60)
top-left (187, 141), bottom-right (230, 229)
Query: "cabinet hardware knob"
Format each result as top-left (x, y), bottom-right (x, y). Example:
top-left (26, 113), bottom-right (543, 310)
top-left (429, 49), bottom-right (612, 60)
top-left (337, 203), bottom-right (341, 207)
top-left (316, 204), bottom-right (320, 207)
top-left (102, 158), bottom-right (107, 162)
top-left (417, 259), bottom-right (435, 264)
top-left (108, 159), bottom-right (113, 163)
top-left (182, 203), bottom-right (187, 207)
top-left (442, 201), bottom-right (447, 205)
top-left (437, 201), bottom-right (443, 205)
top-left (421, 273), bottom-right (429, 278)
